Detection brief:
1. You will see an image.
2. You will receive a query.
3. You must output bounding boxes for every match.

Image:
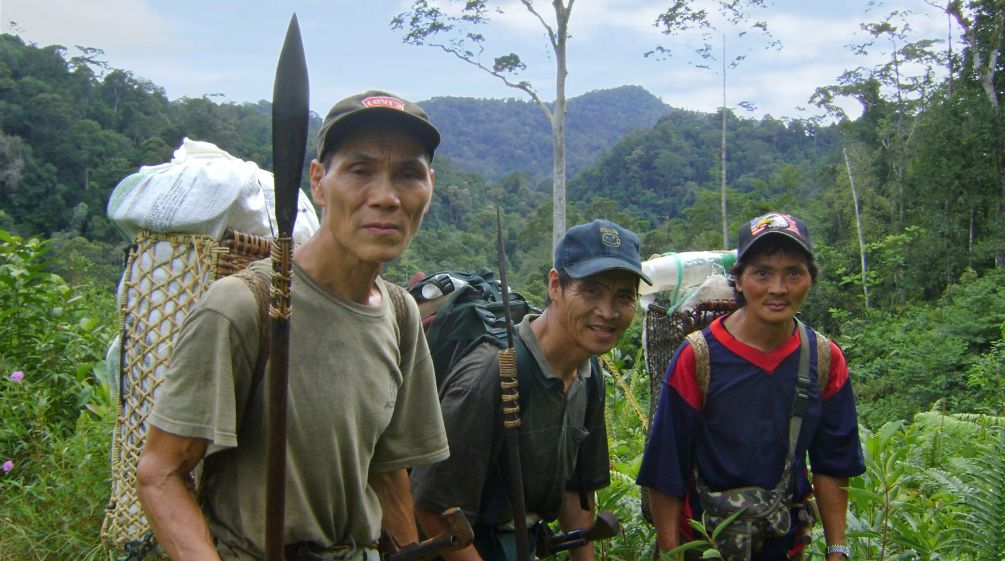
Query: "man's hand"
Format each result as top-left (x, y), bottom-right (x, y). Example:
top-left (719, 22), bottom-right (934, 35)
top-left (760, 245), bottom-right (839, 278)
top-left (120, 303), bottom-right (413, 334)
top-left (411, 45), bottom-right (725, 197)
top-left (135, 426), bottom-right (220, 561)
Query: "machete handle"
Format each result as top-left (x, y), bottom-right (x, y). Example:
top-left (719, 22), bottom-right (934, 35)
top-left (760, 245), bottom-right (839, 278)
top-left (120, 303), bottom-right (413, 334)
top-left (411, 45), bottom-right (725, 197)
top-left (580, 511), bottom-right (620, 541)
top-left (536, 511), bottom-right (621, 557)
top-left (384, 508), bottom-right (474, 561)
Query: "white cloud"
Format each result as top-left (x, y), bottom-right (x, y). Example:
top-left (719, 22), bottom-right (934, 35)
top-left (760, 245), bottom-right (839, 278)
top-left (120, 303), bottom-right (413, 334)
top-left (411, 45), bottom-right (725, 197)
top-left (5, 0), bottom-right (178, 51)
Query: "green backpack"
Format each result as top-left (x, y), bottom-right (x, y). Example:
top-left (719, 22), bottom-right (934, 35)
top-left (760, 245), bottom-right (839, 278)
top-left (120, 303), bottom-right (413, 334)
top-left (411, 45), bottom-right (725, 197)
top-left (410, 268), bottom-right (540, 386)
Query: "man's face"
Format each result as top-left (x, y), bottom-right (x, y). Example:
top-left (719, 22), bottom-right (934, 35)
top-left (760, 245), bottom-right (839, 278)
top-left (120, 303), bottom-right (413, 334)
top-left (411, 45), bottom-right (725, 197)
top-left (548, 269), bottom-right (639, 356)
top-left (734, 249), bottom-right (812, 327)
top-left (309, 121), bottom-right (434, 268)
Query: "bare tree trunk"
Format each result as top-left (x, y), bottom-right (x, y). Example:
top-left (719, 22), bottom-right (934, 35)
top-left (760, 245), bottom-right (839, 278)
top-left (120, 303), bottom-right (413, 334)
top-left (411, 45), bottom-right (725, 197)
top-left (969, 205), bottom-right (975, 268)
top-left (946, 1), bottom-right (954, 97)
top-left (844, 147), bottom-right (870, 309)
top-left (551, 0), bottom-right (570, 252)
top-left (720, 33), bottom-right (729, 249)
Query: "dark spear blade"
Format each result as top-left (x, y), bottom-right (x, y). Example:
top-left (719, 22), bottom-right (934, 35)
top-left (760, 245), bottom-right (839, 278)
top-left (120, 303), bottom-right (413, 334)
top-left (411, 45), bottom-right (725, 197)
top-left (265, 14), bottom-right (309, 561)
top-left (272, 15), bottom-right (309, 238)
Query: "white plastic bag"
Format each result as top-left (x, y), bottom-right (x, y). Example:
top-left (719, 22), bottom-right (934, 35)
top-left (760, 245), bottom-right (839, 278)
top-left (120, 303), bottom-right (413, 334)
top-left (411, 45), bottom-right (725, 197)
top-left (107, 138), bottom-right (319, 243)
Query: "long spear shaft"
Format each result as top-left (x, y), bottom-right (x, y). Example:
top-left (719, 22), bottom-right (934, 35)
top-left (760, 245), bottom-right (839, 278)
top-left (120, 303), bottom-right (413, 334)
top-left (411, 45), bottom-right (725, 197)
top-left (265, 14), bottom-right (309, 561)
top-left (495, 208), bottom-right (530, 561)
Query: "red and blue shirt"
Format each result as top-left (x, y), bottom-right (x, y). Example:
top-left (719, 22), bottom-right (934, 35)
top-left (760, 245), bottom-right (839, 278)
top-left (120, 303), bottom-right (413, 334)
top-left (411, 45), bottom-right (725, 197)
top-left (637, 316), bottom-right (865, 558)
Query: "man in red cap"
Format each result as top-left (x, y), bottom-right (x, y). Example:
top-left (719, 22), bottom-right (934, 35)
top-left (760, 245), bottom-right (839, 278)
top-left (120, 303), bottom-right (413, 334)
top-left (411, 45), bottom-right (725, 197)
top-left (137, 91), bottom-right (449, 561)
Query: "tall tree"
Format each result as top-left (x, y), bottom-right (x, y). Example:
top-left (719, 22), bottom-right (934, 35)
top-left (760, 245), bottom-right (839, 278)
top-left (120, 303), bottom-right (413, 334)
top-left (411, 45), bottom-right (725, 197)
top-left (944, 0), bottom-right (1005, 266)
top-left (392, 0), bottom-right (574, 252)
top-left (650, 0), bottom-right (778, 249)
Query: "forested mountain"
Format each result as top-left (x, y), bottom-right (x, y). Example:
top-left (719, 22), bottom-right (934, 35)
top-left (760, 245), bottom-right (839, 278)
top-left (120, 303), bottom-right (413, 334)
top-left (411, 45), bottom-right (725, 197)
top-left (569, 109), bottom-right (841, 224)
top-left (421, 85), bottom-right (672, 181)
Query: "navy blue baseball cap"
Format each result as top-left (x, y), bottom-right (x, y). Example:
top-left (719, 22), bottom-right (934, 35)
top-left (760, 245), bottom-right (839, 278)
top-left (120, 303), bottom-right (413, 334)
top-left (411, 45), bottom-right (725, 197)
top-left (737, 212), bottom-right (814, 262)
top-left (555, 220), bottom-right (653, 285)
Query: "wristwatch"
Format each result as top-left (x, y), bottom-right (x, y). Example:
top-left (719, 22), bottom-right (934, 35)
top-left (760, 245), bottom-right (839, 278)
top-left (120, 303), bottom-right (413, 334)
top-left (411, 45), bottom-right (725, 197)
top-left (826, 544), bottom-right (851, 558)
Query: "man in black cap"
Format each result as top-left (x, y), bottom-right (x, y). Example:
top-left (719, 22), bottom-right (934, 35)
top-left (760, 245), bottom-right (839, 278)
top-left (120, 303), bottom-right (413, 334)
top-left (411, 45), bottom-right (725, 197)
top-left (638, 212), bottom-right (864, 561)
top-left (137, 91), bottom-right (449, 561)
top-left (410, 219), bottom-right (653, 561)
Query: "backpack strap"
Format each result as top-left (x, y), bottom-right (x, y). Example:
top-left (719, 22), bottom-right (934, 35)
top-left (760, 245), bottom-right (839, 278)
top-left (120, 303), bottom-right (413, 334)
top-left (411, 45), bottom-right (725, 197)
top-left (685, 330), bottom-right (711, 395)
top-left (814, 329), bottom-right (831, 396)
top-left (574, 356), bottom-right (603, 510)
top-left (385, 281), bottom-right (411, 346)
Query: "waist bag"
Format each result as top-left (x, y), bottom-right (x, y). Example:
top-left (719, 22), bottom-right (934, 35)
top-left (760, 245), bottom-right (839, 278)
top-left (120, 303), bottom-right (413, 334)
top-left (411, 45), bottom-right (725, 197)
top-left (691, 321), bottom-right (813, 561)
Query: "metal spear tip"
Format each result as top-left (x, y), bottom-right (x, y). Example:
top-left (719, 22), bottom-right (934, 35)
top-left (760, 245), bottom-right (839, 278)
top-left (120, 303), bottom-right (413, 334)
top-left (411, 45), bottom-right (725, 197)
top-left (272, 11), bottom-right (310, 236)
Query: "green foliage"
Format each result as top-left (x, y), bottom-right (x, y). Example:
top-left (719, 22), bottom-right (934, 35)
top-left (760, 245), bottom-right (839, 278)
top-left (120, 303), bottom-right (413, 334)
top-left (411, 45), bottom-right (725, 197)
top-left (0, 407), bottom-right (116, 561)
top-left (0, 229), bottom-right (117, 560)
top-left (840, 268), bottom-right (1005, 426)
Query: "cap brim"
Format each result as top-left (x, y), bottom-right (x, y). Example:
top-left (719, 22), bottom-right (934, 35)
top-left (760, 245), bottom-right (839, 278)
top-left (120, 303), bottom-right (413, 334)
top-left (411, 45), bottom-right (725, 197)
top-left (738, 231), bottom-right (814, 262)
top-left (564, 256), bottom-right (654, 285)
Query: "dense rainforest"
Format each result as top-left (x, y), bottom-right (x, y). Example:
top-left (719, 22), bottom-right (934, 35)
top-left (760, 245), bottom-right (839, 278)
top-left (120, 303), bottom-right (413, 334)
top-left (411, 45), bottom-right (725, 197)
top-left (1, 4), bottom-right (1004, 557)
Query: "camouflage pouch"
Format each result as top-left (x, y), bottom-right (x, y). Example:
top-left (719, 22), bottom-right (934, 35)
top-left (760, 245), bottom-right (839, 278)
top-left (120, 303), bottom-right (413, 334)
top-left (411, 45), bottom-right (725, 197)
top-left (696, 481), bottom-right (792, 561)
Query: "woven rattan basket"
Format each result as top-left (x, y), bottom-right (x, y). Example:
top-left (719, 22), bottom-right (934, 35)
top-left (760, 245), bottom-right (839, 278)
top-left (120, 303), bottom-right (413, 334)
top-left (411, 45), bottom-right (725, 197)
top-left (101, 228), bottom-right (271, 551)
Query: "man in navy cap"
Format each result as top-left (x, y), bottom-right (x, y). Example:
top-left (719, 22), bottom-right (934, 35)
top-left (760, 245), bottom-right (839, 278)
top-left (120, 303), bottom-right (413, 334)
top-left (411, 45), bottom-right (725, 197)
top-left (411, 220), bottom-right (652, 561)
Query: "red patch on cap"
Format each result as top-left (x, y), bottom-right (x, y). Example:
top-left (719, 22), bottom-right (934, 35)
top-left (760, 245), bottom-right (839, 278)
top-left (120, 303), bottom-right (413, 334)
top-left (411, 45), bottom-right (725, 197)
top-left (362, 96), bottom-right (405, 111)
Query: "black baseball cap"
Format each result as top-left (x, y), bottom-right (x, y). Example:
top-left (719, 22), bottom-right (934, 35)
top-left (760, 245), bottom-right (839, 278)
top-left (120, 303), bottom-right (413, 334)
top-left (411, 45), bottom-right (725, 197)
top-left (316, 90), bottom-right (440, 162)
top-left (555, 220), bottom-right (653, 285)
top-left (736, 212), bottom-right (814, 262)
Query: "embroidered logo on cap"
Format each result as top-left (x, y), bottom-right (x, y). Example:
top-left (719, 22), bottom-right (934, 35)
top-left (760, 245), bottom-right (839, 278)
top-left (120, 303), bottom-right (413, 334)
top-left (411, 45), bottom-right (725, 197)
top-left (362, 96), bottom-right (405, 111)
top-left (599, 226), bottom-right (622, 248)
top-left (750, 212), bottom-right (801, 237)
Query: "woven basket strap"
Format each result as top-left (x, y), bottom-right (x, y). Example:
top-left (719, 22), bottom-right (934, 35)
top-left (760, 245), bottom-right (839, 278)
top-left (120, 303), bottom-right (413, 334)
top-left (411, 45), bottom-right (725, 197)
top-left (385, 282), bottom-right (410, 354)
top-left (196, 266), bottom-right (271, 503)
top-left (685, 330), bottom-right (711, 396)
top-left (814, 329), bottom-right (831, 396)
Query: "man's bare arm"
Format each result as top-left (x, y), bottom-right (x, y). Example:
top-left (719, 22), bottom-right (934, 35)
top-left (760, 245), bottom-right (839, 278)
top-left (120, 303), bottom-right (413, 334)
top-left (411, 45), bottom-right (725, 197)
top-left (814, 473), bottom-right (851, 561)
top-left (647, 488), bottom-right (683, 553)
top-left (559, 490), bottom-right (596, 561)
top-left (371, 469), bottom-right (420, 546)
top-left (135, 426), bottom-right (220, 561)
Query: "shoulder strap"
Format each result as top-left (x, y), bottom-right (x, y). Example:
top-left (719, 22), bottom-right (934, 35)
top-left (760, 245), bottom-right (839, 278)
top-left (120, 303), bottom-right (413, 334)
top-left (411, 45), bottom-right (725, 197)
top-left (385, 281), bottom-right (410, 357)
top-left (813, 329), bottom-right (831, 396)
top-left (685, 330), bottom-right (711, 395)
top-left (197, 266), bottom-right (271, 504)
top-left (231, 267), bottom-right (272, 393)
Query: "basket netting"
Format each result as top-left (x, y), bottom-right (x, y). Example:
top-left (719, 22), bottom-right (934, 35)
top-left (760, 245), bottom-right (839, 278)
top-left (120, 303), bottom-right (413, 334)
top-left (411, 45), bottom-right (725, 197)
top-left (639, 299), bottom-right (737, 522)
top-left (100, 229), bottom-right (270, 550)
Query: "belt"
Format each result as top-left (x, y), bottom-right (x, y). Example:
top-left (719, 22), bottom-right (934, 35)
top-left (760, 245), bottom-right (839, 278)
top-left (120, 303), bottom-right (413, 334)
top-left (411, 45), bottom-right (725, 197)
top-left (284, 541), bottom-right (380, 561)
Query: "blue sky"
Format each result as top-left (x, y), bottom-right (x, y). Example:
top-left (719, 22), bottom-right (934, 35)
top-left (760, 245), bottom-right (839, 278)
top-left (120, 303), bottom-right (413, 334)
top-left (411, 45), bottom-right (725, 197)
top-left (4, 0), bottom-right (952, 120)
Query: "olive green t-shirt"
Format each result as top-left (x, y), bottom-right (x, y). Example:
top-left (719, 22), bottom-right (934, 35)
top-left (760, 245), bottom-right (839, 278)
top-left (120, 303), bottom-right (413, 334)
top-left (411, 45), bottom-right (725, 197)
top-left (149, 261), bottom-right (449, 560)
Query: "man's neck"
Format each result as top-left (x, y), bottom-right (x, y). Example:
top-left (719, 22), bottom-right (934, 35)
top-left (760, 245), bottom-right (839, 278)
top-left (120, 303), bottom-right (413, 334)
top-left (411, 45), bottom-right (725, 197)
top-left (722, 308), bottom-right (794, 352)
top-left (293, 237), bottom-right (383, 306)
top-left (529, 309), bottom-right (590, 388)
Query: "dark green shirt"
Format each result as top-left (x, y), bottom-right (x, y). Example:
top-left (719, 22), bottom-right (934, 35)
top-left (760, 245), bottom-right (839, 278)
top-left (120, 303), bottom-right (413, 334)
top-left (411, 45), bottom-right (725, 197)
top-left (410, 315), bottom-right (610, 526)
